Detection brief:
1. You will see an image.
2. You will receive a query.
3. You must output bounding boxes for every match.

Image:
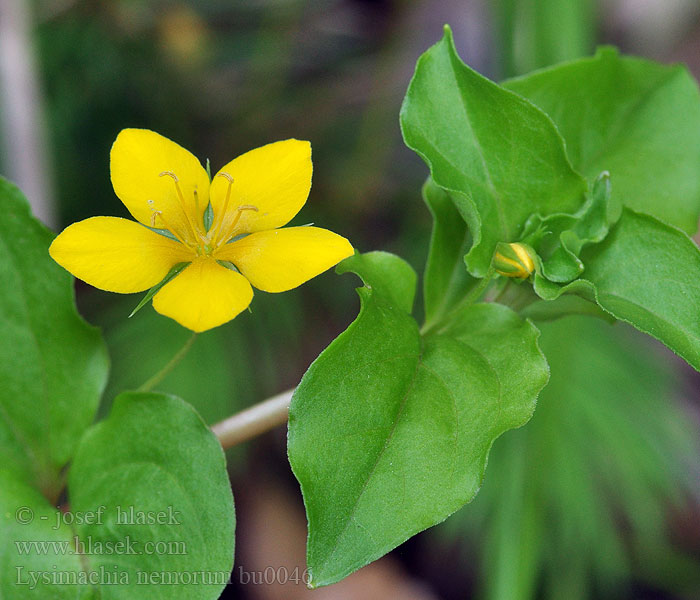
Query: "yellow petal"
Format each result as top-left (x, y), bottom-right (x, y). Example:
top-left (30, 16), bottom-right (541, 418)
top-left (152, 258), bottom-right (253, 332)
top-left (209, 139), bottom-right (312, 239)
top-left (49, 217), bottom-right (193, 293)
top-left (215, 226), bottom-right (353, 293)
top-left (110, 129), bottom-right (210, 244)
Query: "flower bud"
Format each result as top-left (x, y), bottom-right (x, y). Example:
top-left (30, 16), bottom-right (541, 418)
top-left (493, 242), bottom-right (536, 279)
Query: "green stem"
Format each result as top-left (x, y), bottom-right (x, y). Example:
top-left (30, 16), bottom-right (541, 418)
top-left (421, 267), bottom-right (496, 335)
top-left (138, 332), bottom-right (197, 393)
top-left (492, 279), bottom-right (538, 312)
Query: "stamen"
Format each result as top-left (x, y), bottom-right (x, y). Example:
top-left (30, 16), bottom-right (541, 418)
top-left (159, 170), bottom-right (179, 182)
top-left (210, 172), bottom-right (235, 245)
top-left (213, 172), bottom-right (234, 226)
top-left (215, 204), bottom-right (259, 248)
top-left (159, 171), bottom-right (204, 242)
top-left (148, 205), bottom-right (189, 247)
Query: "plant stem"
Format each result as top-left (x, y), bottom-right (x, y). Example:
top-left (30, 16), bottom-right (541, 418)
top-left (138, 332), bottom-right (197, 393)
top-left (212, 389), bottom-right (293, 449)
top-left (421, 267), bottom-right (496, 335)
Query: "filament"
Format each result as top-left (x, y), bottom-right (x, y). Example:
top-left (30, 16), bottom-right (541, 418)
top-left (211, 172), bottom-right (235, 246)
top-left (148, 201), bottom-right (190, 247)
top-left (159, 171), bottom-right (203, 243)
top-left (215, 205), bottom-right (259, 247)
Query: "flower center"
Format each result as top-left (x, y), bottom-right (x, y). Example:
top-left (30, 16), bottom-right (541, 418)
top-left (148, 170), bottom-right (258, 257)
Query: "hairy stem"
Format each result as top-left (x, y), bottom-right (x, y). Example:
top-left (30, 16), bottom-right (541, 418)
top-left (212, 389), bottom-right (293, 449)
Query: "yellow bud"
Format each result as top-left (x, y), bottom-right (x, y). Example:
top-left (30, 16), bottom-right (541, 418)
top-left (493, 243), bottom-right (535, 279)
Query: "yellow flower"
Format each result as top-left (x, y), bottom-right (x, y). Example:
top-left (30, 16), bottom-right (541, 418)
top-left (49, 129), bottom-right (354, 332)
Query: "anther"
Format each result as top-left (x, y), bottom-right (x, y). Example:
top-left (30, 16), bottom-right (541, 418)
top-left (147, 202), bottom-right (190, 246)
top-left (216, 172), bottom-right (234, 184)
top-left (159, 171), bottom-right (179, 182)
top-left (157, 170), bottom-right (203, 242)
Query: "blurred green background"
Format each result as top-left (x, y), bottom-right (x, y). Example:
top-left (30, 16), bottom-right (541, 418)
top-left (1, 1), bottom-right (699, 598)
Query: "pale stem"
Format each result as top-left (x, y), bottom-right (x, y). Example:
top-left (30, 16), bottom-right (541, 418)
top-left (212, 389), bottom-right (293, 449)
top-left (138, 332), bottom-right (198, 393)
top-left (0, 0), bottom-right (56, 226)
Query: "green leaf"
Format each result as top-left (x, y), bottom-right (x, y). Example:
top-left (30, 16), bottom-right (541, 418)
top-left (0, 178), bottom-right (108, 496)
top-left (0, 470), bottom-right (90, 599)
top-left (578, 209), bottom-right (700, 371)
top-left (520, 294), bottom-right (613, 323)
top-left (524, 170), bottom-right (618, 283)
top-left (400, 26), bottom-right (587, 276)
top-left (3, 393), bottom-right (234, 598)
top-left (537, 209), bottom-right (700, 369)
top-left (288, 257), bottom-right (547, 585)
top-left (67, 392), bottom-right (235, 599)
top-left (422, 178), bottom-right (475, 327)
top-left (504, 47), bottom-right (700, 234)
top-left (443, 315), bottom-right (700, 599)
top-left (336, 250), bottom-right (417, 313)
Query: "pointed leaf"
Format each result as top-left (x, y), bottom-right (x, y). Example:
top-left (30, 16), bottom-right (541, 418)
top-left (580, 209), bottom-right (700, 371)
top-left (534, 209), bottom-right (700, 370)
top-left (504, 47), bottom-right (700, 234)
top-left (400, 26), bottom-right (587, 276)
top-left (289, 257), bottom-right (547, 586)
top-left (336, 251), bottom-right (417, 313)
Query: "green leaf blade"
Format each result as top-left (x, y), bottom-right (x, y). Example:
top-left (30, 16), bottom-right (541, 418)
top-left (0, 178), bottom-right (108, 494)
top-left (400, 26), bottom-right (587, 276)
top-left (290, 289), bottom-right (421, 586)
top-left (289, 255), bottom-right (548, 586)
top-left (68, 392), bottom-right (235, 599)
top-left (336, 250), bottom-right (417, 313)
top-left (0, 470), bottom-right (90, 599)
top-left (422, 178), bottom-right (475, 326)
top-left (504, 48), bottom-right (700, 234)
top-left (580, 209), bottom-right (700, 371)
